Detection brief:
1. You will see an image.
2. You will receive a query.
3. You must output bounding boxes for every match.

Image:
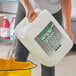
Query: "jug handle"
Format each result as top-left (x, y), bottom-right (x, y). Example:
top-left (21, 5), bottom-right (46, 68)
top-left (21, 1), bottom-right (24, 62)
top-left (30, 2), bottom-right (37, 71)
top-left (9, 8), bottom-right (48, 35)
top-left (26, 60), bottom-right (37, 70)
top-left (25, 9), bottom-right (42, 23)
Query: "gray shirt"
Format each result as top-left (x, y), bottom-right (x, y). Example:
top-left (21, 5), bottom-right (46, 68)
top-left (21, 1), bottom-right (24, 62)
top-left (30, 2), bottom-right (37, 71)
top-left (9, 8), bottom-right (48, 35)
top-left (30, 0), bottom-right (61, 14)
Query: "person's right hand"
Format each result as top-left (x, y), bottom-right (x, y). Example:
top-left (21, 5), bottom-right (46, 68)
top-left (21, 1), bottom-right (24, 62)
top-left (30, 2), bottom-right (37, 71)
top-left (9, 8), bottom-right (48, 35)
top-left (25, 4), bottom-right (37, 23)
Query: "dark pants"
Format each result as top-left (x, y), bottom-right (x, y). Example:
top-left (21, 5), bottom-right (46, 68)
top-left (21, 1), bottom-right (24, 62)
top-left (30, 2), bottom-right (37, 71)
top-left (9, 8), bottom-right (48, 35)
top-left (14, 2), bottom-right (63, 76)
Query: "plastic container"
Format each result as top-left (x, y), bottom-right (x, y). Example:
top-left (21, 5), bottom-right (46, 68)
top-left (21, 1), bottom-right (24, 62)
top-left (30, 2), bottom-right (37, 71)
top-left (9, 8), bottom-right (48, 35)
top-left (0, 14), bottom-right (5, 38)
top-left (15, 9), bottom-right (73, 67)
top-left (0, 28), bottom-right (1, 38)
top-left (0, 58), bottom-right (36, 76)
top-left (0, 16), bottom-right (10, 39)
top-left (10, 16), bottom-right (16, 40)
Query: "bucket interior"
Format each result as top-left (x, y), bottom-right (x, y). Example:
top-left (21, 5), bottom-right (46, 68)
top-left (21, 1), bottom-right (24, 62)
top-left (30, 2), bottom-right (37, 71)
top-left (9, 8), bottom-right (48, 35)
top-left (0, 58), bottom-right (34, 71)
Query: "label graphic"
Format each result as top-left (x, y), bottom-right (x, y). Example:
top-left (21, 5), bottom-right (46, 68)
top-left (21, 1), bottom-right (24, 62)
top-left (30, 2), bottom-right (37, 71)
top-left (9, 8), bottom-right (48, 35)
top-left (35, 22), bottom-right (63, 57)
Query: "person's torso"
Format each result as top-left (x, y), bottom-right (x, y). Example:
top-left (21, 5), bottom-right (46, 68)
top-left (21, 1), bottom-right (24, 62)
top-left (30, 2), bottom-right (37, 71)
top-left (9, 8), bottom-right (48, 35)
top-left (29, 0), bottom-right (61, 14)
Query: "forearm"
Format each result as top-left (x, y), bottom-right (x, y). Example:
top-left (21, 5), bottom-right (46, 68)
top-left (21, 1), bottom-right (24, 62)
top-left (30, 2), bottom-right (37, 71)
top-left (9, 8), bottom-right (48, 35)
top-left (19, 0), bottom-right (37, 23)
top-left (19, 0), bottom-right (31, 10)
top-left (61, 0), bottom-right (71, 30)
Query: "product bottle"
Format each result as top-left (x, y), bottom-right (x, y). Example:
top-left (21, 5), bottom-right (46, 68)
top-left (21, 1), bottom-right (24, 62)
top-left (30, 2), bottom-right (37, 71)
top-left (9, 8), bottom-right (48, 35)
top-left (1, 16), bottom-right (10, 39)
top-left (0, 28), bottom-right (1, 38)
top-left (10, 16), bottom-right (16, 40)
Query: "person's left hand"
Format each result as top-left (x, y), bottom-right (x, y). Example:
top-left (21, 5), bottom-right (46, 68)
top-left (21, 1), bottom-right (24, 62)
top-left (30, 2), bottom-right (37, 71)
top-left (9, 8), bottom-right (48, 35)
top-left (64, 29), bottom-right (74, 42)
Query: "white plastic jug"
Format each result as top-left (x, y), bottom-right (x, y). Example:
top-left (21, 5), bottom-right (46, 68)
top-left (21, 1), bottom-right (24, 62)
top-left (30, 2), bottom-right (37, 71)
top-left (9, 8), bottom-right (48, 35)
top-left (15, 9), bottom-right (73, 67)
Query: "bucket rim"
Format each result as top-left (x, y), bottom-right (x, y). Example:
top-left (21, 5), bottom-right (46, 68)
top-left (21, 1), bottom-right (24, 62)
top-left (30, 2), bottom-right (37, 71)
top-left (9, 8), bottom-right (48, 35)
top-left (0, 61), bottom-right (37, 71)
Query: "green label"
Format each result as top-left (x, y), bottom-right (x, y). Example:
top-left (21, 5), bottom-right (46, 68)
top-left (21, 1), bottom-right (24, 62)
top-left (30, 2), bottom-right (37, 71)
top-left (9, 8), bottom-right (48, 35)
top-left (35, 22), bottom-right (62, 57)
top-left (38, 25), bottom-right (50, 38)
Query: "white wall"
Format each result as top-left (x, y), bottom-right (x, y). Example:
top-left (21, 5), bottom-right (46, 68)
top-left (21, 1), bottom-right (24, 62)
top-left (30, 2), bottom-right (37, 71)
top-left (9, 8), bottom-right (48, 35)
top-left (71, 0), bottom-right (76, 21)
top-left (0, 2), bottom-right (18, 13)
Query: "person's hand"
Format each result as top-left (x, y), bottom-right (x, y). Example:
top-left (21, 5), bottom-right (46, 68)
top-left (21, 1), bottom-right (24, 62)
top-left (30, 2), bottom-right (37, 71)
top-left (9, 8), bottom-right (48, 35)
top-left (25, 4), bottom-right (37, 23)
top-left (64, 29), bottom-right (74, 42)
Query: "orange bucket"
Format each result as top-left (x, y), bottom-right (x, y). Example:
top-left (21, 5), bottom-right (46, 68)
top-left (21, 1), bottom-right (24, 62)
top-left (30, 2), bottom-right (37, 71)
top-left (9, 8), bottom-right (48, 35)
top-left (0, 58), bottom-right (36, 76)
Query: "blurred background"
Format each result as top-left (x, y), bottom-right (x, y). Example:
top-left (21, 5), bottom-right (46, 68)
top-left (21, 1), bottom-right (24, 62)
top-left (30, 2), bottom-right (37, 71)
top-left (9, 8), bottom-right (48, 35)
top-left (0, 0), bottom-right (76, 76)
